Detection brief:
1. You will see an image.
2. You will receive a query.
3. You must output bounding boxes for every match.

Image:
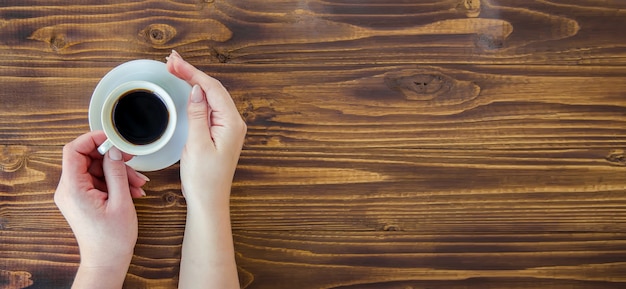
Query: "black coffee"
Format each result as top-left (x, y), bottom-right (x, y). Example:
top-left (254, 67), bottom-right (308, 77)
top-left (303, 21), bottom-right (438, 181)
top-left (112, 89), bottom-right (169, 145)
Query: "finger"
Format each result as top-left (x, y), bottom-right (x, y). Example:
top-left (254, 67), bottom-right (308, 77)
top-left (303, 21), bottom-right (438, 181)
top-left (166, 50), bottom-right (241, 125)
top-left (102, 147), bottom-right (132, 206)
top-left (92, 173), bottom-right (145, 198)
top-left (96, 150), bottom-right (134, 163)
top-left (94, 176), bottom-right (144, 198)
top-left (127, 166), bottom-right (149, 189)
top-left (185, 84), bottom-right (215, 151)
top-left (166, 51), bottom-right (247, 152)
top-left (65, 131), bottom-right (135, 173)
top-left (130, 186), bottom-right (147, 199)
top-left (62, 131), bottom-right (108, 176)
top-left (92, 157), bottom-right (146, 191)
top-left (89, 152), bottom-right (138, 182)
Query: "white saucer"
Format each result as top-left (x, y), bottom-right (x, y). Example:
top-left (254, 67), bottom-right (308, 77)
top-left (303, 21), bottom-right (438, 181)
top-left (88, 59), bottom-right (190, 171)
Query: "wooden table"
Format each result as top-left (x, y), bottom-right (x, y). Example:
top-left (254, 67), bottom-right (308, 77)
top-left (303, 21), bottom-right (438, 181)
top-left (2, 1), bottom-right (626, 288)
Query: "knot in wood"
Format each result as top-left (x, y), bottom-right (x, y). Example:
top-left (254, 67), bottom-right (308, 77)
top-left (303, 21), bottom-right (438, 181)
top-left (0, 145), bottom-right (28, 173)
top-left (49, 34), bottom-right (68, 51)
top-left (140, 24), bottom-right (176, 46)
top-left (606, 150), bottom-right (626, 166)
top-left (384, 70), bottom-right (452, 101)
top-left (381, 224), bottom-right (403, 231)
top-left (383, 68), bottom-right (481, 107)
top-left (210, 48), bottom-right (231, 63)
top-left (28, 26), bottom-right (70, 52)
top-left (161, 191), bottom-right (179, 206)
top-left (216, 52), bottom-right (230, 63)
top-left (0, 270), bottom-right (34, 289)
top-left (457, 0), bottom-right (481, 17)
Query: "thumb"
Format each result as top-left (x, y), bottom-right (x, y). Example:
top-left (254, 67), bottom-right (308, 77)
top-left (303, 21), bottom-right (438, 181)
top-left (103, 147), bottom-right (132, 206)
top-left (187, 84), bottom-right (214, 150)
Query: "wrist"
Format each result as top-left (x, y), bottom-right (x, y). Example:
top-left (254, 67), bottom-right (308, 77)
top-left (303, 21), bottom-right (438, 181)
top-left (182, 187), bottom-right (231, 210)
top-left (79, 246), bottom-right (134, 269)
top-left (73, 261), bottom-right (130, 289)
top-left (185, 197), bottom-right (231, 218)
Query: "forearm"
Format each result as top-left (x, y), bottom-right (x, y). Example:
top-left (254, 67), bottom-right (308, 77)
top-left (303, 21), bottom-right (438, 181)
top-left (178, 196), bottom-right (239, 289)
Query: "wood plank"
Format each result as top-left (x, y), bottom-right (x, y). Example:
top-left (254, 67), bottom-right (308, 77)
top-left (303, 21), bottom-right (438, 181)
top-left (0, 1), bottom-right (623, 64)
top-left (3, 229), bottom-right (626, 288)
top-left (2, 145), bottom-right (626, 233)
top-left (1, 64), bottom-right (626, 147)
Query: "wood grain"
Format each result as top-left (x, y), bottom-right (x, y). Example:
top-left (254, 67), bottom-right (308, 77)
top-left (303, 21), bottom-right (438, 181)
top-left (1, 0), bottom-right (626, 288)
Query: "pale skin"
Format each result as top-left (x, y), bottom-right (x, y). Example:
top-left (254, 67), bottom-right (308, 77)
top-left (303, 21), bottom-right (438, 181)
top-left (54, 51), bottom-right (246, 289)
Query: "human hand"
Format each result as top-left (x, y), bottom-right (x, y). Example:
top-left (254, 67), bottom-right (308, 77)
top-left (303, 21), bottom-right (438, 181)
top-left (166, 50), bottom-right (246, 208)
top-left (54, 131), bottom-right (148, 270)
top-left (166, 50), bottom-right (244, 289)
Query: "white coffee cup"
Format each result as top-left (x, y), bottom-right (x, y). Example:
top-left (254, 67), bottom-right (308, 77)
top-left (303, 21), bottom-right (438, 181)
top-left (97, 80), bottom-right (177, 156)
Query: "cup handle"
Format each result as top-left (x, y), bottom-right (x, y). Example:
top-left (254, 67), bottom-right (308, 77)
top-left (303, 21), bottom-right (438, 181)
top-left (97, 139), bottom-right (113, 155)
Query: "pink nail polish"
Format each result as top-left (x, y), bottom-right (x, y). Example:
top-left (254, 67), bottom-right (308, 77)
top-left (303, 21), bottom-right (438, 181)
top-left (190, 84), bottom-right (204, 103)
top-left (135, 171), bottom-right (150, 182)
top-left (108, 147), bottom-right (122, 161)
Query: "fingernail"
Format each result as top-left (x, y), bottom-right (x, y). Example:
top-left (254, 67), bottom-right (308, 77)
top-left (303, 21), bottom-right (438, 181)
top-left (165, 56), bottom-right (170, 62)
top-left (135, 171), bottom-right (150, 182)
top-left (109, 147), bottom-right (122, 161)
top-left (139, 188), bottom-right (147, 197)
top-left (190, 84), bottom-right (204, 103)
top-left (171, 49), bottom-right (182, 59)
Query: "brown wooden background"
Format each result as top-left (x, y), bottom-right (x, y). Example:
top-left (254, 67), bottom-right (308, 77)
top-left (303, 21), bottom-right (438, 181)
top-left (2, 0), bottom-right (626, 288)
